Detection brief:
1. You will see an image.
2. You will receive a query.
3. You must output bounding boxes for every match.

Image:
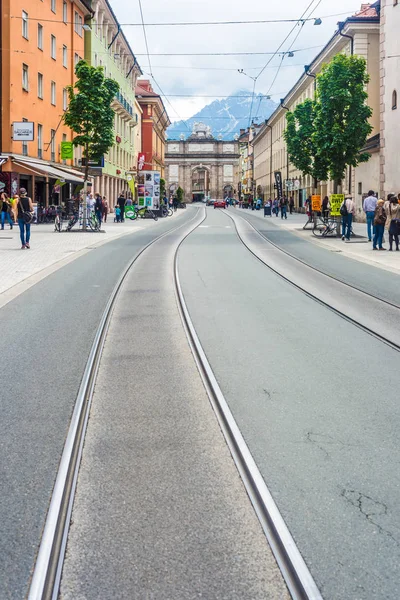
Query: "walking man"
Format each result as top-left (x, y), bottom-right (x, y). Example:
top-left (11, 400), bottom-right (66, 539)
top-left (280, 197), bottom-right (288, 219)
top-left (17, 188), bottom-right (33, 249)
top-left (341, 195), bottom-right (356, 242)
top-left (363, 190), bottom-right (377, 242)
top-left (117, 192), bottom-right (126, 222)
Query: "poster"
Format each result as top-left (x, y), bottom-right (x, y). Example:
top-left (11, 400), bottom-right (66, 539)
top-left (330, 194), bottom-right (344, 216)
top-left (311, 195), bottom-right (321, 212)
top-left (138, 171), bottom-right (161, 210)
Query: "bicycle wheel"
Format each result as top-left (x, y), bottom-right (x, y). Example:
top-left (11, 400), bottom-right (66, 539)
top-left (168, 208), bottom-right (173, 217)
top-left (54, 215), bottom-right (62, 232)
top-left (312, 222), bottom-right (327, 237)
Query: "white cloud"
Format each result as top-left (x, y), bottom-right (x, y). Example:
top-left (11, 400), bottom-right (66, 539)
top-left (112, 0), bottom-right (366, 120)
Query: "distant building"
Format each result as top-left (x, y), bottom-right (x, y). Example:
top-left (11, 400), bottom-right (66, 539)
top-left (165, 123), bottom-right (240, 202)
top-left (136, 80), bottom-right (171, 178)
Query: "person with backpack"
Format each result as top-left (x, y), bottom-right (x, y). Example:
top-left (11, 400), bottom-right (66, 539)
top-left (17, 188), bottom-right (34, 249)
top-left (340, 195), bottom-right (356, 242)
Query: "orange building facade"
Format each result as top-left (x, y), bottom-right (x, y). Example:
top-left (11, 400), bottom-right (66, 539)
top-left (0, 0), bottom-right (91, 204)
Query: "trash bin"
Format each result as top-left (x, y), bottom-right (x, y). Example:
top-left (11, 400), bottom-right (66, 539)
top-left (264, 205), bottom-right (272, 217)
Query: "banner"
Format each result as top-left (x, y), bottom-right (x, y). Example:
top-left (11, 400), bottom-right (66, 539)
top-left (126, 173), bottom-right (135, 197)
top-left (138, 153), bottom-right (145, 171)
top-left (274, 171), bottom-right (283, 200)
top-left (330, 194), bottom-right (344, 216)
top-left (311, 195), bottom-right (321, 212)
top-left (137, 170), bottom-right (160, 210)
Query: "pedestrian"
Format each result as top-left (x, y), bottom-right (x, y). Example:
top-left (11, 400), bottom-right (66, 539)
top-left (102, 197), bottom-right (108, 222)
top-left (280, 197), bottom-right (288, 219)
top-left (322, 196), bottom-right (330, 220)
top-left (94, 193), bottom-right (103, 224)
top-left (117, 192), bottom-right (126, 222)
top-left (256, 197), bottom-right (262, 210)
top-left (173, 196), bottom-right (179, 211)
top-left (10, 194), bottom-right (19, 223)
top-left (385, 195), bottom-right (400, 251)
top-left (114, 206), bottom-right (121, 223)
top-left (17, 188), bottom-right (33, 249)
top-left (163, 194), bottom-right (168, 207)
top-left (340, 195), bottom-right (355, 242)
top-left (126, 195), bottom-right (133, 206)
top-left (373, 199), bottom-right (387, 250)
top-left (272, 198), bottom-right (279, 217)
top-left (363, 190), bottom-right (377, 241)
top-left (0, 192), bottom-right (13, 230)
top-left (289, 196), bottom-right (295, 214)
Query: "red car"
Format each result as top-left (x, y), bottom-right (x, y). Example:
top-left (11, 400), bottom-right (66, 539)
top-left (214, 199), bottom-right (227, 209)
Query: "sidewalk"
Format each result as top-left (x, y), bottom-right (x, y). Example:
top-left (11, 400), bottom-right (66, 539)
top-left (0, 213), bottom-right (183, 303)
top-left (247, 211), bottom-right (400, 275)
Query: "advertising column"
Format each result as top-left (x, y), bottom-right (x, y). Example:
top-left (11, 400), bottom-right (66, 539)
top-left (137, 171), bottom-right (161, 210)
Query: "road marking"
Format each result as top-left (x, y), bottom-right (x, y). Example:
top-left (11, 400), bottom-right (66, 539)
top-left (199, 225), bottom-right (209, 228)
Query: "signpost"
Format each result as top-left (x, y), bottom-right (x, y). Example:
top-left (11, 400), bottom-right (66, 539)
top-left (330, 194), bottom-right (344, 216)
top-left (311, 195), bottom-right (321, 212)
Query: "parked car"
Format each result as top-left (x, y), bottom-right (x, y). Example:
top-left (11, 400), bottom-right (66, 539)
top-left (214, 199), bottom-right (227, 209)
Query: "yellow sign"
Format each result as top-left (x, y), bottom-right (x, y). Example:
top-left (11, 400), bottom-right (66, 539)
top-left (126, 173), bottom-right (135, 196)
top-left (60, 141), bottom-right (74, 160)
top-left (330, 194), bottom-right (344, 216)
top-left (311, 195), bottom-right (321, 212)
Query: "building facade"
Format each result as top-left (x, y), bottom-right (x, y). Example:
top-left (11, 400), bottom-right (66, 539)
top-left (136, 80), bottom-right (171, 178)
top-left (252, 3), bottom-right (381, 216)
top-left (0, 0), bottom-right (91, 203)
top-left (86, 0), bottom-right (142, 206)
top-left (165, 123), bottom-right (240, 202)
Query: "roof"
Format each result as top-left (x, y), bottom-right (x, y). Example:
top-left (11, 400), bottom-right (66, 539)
top-left (354, 3), bottom-right (379, 18)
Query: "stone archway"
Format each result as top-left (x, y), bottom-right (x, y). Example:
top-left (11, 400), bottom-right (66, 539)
top-left (191, 166), bottom-right (210, 202)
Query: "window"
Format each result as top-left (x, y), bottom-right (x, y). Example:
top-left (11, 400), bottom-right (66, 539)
top-left (74, 12), bottom-right (83, 36)
top-left (22, 11), bottom-right (29, 39)
top-left (63, 88), bottom-right (68, 110)
top-left (37, 23), bottom-right (43, 49)
top-left (74, 53), bottom-right (82, 66)
top-left (392, 90), bottom-right (397, 110)
top-left (63, 1), bottom-right (67, 22)
top-left (50, 130), bottom-right (56, 161)
top-left (51, 35), bottom-right (56, 59)
top-left (38, 73), bottom-right (43, 98)
top-left (22, 118), bottom-right (28, 156)
top-left (22, 64), bottom-right (29, 91)
top-left (51, 0), bottom-right (56, 13)
top-left (63, 45), bottom-right (67, 67)
top-left (38, 124), bottom-right (43, 159)
top-left (51, 81), bottom-right (56, 105)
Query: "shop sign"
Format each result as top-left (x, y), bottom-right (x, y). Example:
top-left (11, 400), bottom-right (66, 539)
top-left (274, 171), bottom-right (283, 199)
top-left (294, 179), bottom-right (300, 190)
top-left (60, 141), bottom-right (74, 160)
top-left (330, 194), bottom-right (344, 216)
top-left (81, 156), bottom-right (104, 168)
top-left (311, 195), bottom-right (321, 212)
top-left (13, 122), bottom-right (34, 141)
top-left (137, 170), bottom-right (161, 210)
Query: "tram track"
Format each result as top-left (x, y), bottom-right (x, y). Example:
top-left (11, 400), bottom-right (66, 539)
top-left (222, 209), bottom-right (400, 353)
top-left (28, 205), bottom-right (324, 600)
top-left (228, 210), bottom-right (400, 310)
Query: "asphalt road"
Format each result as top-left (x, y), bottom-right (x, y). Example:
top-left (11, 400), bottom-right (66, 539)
top-left (60, 207), bottom-right (289, 600)
top-left (178, 207), bottom-right (400, 600)
top-left (235, 209), bottom-right (400, 306)
top-left (0, 210), bottom-right (196, 600)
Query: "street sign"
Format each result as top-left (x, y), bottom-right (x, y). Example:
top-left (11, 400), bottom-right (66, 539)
top-left (81, 156), bottom-right (104, 168)
top-left (311, 195), bottom-right (321, 212)
top-left (330, 194), bottom-right (344, 216)
top-left (60, 141), bottom-right (73, 160)
top-left (294, 179), bottom-right (300, 190)
top-left (13, 122), bottom-right (34, 141)
top-left (285, 179), bottom-right (293, 190)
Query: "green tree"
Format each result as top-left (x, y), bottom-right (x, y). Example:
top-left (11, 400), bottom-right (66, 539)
top-left (160, 178), bottom-right (166, 198)
top-left (313, 53), bottom-right (373, 185)
top-left (284, 98), bottom-right (328, 185)
top-left (176, 186), bottom-right (184, 204)
top-left (64, 60), bottom-right (119, 188)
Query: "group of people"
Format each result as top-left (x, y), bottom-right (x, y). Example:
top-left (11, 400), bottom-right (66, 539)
top-left (0, 188), bottom-right (34, 249)
top-left (85, 193), bottom-right (110, 223)
top-left (362, 190), bottom-right (400, 251)
top-left (261, 196), bottom-right (295, 219)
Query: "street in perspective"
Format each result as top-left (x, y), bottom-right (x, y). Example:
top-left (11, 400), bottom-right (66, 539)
top-left (1, 0), bottom-right (400, 599)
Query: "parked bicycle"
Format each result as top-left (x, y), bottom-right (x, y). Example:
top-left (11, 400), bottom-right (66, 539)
top-left (125, 206), bottom-right (158, 221)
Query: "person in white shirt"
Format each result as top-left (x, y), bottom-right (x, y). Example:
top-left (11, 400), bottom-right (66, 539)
top-left (341, 195), bottom-right (356, 242)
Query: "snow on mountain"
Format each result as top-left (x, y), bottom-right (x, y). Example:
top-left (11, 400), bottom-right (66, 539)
top-left (167, 90), bottom-right (277, 140)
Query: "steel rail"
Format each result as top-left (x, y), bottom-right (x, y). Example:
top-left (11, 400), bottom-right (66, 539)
top-left (235, 210), bottom-right (400, 310)
top-left (222, 209), bottom-right (400, 353)
top-left (28, 209), bottom-right (201, 600)
top-left (174, 217), bottom-right (324, 600)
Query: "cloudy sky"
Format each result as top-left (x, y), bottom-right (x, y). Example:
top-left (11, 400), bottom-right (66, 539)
top-left (111, 0), bottom-right (365, 121)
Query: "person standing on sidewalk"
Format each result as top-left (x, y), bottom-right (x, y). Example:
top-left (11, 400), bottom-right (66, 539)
top-left (385, 195), bottom-right (400, 251)
top-left (340, 195), bottom-right (356, 242)
top-left (117, 192), bottom-right (126, 222)
top-left (373, 199), bottom-right (387, 251)
top-left (289, 196), bottom-right (294, 214)
top-left (1, 192), bottom-right (13, 230)
top-left (94, 193), bottom-right (103, 224)
top-left (322, 196), bottom-right (330, 220)
top-left (17, 188), bottom-right (33, 249)
top-left (272, 198), bottom-right (279, 216)
top-left (102, 197), bottom-right (108, 222)
top-left (280, 197), bottom-right (288, 219)
top-left (363, 190), bottom-right (377, 241)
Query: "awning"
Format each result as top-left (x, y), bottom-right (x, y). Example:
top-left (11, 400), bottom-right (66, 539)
top-left (12, 159), bottom-right (84, 183)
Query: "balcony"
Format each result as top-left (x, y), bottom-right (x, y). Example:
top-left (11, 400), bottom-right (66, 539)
top-left (113, 92), bottom-right (135, 120)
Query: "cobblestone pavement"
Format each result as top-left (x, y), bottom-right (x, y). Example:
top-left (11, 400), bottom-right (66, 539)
top-left (244, 210), bottom-right (400, 275)
top-left (0, 214), bottom-right (183, 296)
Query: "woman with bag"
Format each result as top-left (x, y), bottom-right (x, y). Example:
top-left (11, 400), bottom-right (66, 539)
top-left (386, 195), bottom-right (400, 251)
top-left (17, 188), bottom-right (34, 249)
top-left (373, 199), bottom-right (387, 251)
